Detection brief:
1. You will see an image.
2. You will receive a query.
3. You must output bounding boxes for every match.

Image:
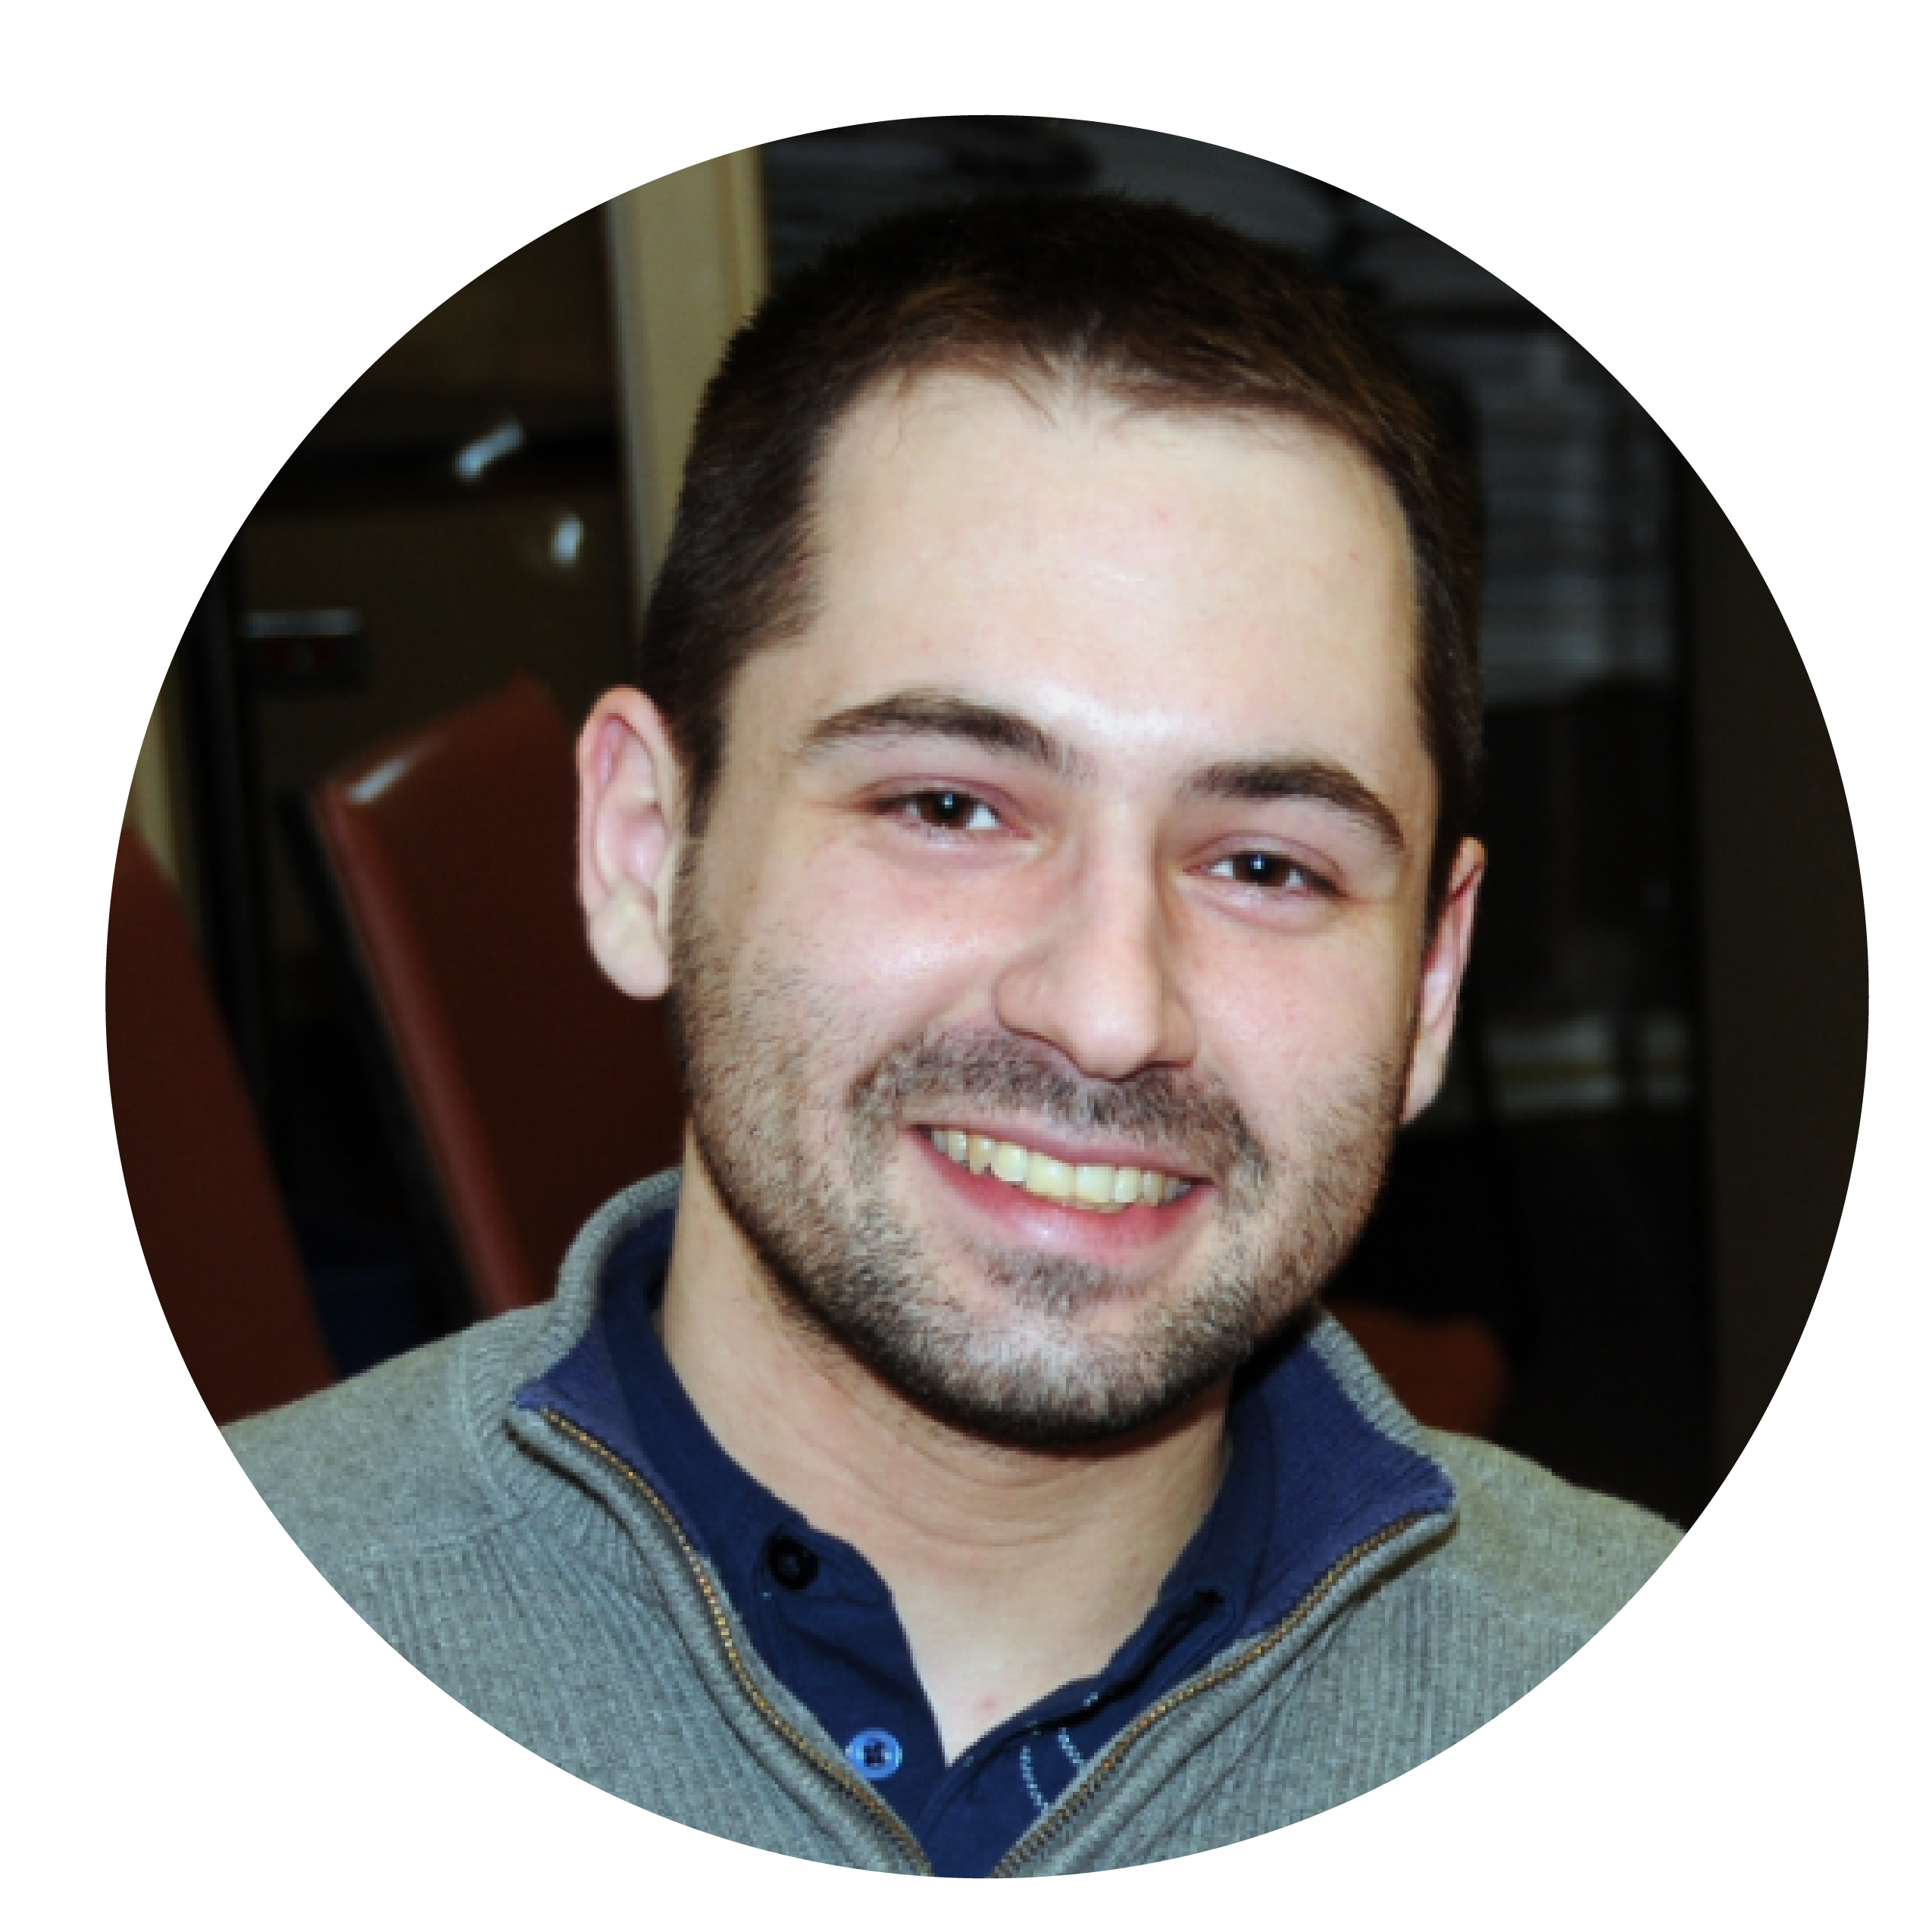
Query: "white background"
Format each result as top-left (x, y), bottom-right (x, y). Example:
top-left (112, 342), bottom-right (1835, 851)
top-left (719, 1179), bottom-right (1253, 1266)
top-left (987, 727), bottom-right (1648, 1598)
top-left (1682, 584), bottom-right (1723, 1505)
top-left (3, 2), bottom-right (1924, 1922)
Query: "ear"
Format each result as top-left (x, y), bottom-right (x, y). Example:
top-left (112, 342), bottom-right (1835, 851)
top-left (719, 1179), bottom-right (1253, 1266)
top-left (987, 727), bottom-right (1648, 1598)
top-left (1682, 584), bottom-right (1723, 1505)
top-left (1401, 838), bottom-right (1485, 1125)
top-left (577, 687), bottom-right (684, 1001)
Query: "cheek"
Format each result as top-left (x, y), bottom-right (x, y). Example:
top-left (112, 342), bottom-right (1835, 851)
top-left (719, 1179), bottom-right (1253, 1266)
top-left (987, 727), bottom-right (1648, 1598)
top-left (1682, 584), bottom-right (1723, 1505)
top-left (741, 836), bottom-right (1012, 1018)
top-left (1190, 924), bottom-right (1418, 1105)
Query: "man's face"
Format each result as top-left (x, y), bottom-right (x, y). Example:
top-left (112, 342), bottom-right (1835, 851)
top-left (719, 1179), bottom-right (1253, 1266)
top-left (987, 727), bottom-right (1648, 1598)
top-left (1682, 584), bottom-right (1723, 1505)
top-left (664, 372), bottom-right (1474, 1446)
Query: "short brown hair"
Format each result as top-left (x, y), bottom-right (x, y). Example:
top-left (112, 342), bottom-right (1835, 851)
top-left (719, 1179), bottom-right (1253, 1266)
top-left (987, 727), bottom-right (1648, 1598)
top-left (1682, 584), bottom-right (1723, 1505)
top-left (637, 192), bottom-right (1482, 914)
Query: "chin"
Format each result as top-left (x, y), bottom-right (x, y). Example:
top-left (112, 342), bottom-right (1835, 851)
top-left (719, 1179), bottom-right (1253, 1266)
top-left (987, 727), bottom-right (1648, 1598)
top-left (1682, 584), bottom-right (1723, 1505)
top-left (858, 1328), bottom-right (1244, 1449)
top-left (783, 1243), bottom-right (1275, 1449)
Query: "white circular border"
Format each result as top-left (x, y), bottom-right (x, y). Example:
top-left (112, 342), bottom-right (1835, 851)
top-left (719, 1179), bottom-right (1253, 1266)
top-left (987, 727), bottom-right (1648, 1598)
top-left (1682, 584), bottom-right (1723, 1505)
top-left (9, 5), bottom-right (1922, 1923)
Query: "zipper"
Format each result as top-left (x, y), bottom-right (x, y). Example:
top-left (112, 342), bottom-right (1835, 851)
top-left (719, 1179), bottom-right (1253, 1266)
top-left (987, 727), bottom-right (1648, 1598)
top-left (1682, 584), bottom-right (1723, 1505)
top-left (989, 1510), bottom-right (1430, 1878)
top-left (539, 1408), bottom-right (934, 1875)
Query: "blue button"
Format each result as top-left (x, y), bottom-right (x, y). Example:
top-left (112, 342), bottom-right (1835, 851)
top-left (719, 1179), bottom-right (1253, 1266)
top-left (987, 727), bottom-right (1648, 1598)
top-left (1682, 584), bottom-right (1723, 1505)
top-left (845, 1729), bottom-right (903, 1780)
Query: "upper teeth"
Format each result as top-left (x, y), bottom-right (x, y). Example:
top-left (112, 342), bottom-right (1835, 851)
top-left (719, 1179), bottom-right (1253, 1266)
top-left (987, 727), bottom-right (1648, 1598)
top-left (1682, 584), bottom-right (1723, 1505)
top-left (927, 1129), bottom-right (1190, 1211)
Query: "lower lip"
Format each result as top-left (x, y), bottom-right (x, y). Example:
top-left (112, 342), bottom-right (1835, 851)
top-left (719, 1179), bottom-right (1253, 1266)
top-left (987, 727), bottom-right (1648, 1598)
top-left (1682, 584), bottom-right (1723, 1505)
top-left (908, 1130), bottom-right (1208, 1259)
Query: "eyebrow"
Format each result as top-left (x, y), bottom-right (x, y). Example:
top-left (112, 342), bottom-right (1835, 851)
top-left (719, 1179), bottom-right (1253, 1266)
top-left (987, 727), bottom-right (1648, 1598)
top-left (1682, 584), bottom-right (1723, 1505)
top-left (1181, 757), bottom-right (1408, 854)
top-left (799, 689), bottom-right (1093, 782)
top-left (800, 687), bottom-right (1406, 855)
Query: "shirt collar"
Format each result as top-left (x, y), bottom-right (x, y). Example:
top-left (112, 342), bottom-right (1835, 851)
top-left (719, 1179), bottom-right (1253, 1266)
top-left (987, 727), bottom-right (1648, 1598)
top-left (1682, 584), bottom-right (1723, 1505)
top-left (514, 1195), bottom-right (1455, 1643)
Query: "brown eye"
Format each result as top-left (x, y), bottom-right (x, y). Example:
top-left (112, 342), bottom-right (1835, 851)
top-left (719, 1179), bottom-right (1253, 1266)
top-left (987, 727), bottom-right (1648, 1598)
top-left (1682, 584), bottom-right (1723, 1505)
top-left (908, 789), bottom-right (996, 832)
top-left (1210, 852), bottom-right (1312, 892)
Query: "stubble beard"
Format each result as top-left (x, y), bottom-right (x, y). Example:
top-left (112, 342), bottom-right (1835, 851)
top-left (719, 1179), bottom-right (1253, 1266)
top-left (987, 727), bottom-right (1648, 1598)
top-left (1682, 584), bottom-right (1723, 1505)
top-left (667, 859), bottom-right (1411, 1449)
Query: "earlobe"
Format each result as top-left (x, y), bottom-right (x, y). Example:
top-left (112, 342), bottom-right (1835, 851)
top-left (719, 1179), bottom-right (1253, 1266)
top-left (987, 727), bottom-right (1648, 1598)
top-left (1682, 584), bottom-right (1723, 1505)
top-left (1401, 839), bottom-right (1486, 1124)
top-left (586, 882), bottom-right (674, 1000)
top-left (576, 688), bottom-right (683, 1002)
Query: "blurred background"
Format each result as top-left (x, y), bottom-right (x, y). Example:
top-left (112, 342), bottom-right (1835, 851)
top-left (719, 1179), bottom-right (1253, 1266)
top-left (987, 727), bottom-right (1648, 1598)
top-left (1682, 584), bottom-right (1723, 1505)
top-left (114, 117), bottom-right (1865, 1528)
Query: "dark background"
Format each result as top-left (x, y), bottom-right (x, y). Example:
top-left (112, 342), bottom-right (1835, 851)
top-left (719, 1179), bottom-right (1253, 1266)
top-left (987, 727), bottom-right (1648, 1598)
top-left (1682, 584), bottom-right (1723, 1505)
top-left (143, 119), bottom-right (1865, 1529)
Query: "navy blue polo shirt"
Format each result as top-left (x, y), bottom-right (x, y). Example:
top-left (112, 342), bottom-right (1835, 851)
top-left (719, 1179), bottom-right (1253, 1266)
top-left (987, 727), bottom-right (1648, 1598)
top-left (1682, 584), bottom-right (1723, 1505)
top-left (595, 1208), bottom-right (1275, 1878)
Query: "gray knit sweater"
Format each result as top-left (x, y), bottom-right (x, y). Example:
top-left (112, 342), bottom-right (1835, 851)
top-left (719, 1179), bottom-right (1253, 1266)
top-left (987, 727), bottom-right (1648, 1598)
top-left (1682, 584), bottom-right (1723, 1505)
top-left (228, 1171), bottom-right (1680, 1875)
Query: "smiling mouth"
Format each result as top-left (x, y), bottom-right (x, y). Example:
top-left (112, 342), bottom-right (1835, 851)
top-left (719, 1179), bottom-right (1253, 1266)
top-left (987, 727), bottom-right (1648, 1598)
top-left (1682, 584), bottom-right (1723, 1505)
top-left (922, 1127), bottom-right (1196, 1214)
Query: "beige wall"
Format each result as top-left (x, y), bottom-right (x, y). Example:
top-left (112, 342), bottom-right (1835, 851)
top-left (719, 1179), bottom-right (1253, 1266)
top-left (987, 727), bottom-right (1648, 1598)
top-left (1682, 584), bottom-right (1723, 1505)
top-left (126, 692), bottom-right (180, 881)
top-left (605, 150), bottom-right (768, 613)
top-left (124, 675), bottom-right (201, 949)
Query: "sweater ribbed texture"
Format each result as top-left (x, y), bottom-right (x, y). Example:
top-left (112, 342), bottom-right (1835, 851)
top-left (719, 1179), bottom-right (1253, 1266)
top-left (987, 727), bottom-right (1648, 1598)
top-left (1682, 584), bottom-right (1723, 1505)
top-left (229, 1171), bottom-right (1680, 1874)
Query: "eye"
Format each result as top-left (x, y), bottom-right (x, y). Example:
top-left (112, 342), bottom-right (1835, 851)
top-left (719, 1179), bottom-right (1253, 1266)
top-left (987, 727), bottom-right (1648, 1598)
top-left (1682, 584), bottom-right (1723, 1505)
top-left (1208, 851), bottom-right (1325, 893)
top-left (900, 789), bottom-right (1001, 833)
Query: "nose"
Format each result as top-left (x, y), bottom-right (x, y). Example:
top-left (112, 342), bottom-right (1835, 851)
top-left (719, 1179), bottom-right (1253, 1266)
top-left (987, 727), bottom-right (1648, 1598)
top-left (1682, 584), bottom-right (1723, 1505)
top-left (991, 843), bottom-right (1197, 1081)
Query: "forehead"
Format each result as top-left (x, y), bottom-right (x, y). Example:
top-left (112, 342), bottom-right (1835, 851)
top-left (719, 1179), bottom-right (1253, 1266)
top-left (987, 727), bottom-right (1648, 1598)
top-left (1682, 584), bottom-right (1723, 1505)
top-left (746, 370), bottom-right (1427, 807)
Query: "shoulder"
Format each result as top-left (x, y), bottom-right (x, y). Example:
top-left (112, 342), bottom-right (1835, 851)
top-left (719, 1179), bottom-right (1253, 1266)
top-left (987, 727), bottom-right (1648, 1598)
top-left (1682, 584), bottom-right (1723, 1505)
top-left (226, 1174), bottom-right (678, 1585)
top-left (1299, 1311), bottom-right (1679, 1636)
top-left (1421, 1430), bottom-right (1682, 1636)
top-left (224, 1302), bottom-right (555, 1573)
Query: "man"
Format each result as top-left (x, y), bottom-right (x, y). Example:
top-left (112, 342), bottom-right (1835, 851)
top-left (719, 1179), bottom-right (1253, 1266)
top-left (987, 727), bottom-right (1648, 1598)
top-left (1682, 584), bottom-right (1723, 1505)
top-left (231, 194), bottom-right (1677, 1877)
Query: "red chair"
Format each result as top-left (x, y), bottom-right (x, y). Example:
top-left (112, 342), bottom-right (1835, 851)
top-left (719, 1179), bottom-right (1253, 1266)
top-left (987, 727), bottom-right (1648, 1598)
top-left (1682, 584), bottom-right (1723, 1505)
top-left (305, 676), bottom-right (685, 1319)
top-left (107, 825), bottom-right (336, 1424)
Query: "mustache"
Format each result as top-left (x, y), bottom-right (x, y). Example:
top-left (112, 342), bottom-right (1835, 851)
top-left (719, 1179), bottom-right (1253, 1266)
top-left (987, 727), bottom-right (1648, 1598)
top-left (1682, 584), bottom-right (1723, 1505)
top-left (849, 1027), bottom-right (1273, 1190)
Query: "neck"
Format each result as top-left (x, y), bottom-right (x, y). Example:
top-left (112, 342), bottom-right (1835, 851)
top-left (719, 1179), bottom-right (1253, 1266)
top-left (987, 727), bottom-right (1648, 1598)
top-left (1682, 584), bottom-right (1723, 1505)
top-left (658, 1152), bottom-right (1231, 1762)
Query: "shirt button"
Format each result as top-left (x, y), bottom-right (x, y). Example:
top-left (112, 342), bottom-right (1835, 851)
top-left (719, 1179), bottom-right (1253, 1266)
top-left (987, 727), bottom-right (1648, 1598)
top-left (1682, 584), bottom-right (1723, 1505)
top-left (766, 1533), bottom-right (819, 1590)
top-left (846, 1729), bottom-right (903, 1780)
